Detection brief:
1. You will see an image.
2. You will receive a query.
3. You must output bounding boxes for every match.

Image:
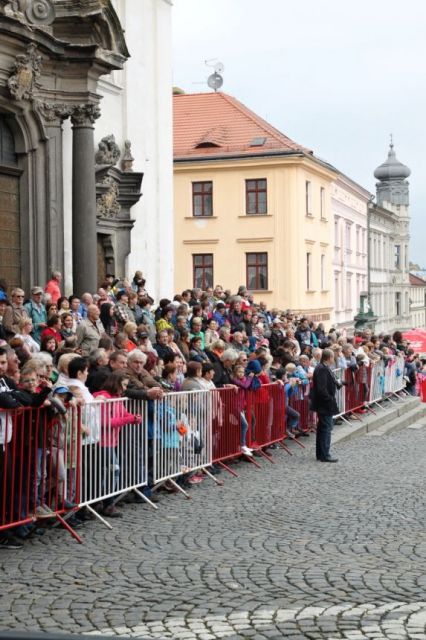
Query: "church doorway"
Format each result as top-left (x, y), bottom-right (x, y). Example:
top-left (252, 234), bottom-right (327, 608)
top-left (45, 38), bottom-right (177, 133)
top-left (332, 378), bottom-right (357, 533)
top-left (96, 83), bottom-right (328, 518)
top-left (0, 116), bottom-right (21, 290)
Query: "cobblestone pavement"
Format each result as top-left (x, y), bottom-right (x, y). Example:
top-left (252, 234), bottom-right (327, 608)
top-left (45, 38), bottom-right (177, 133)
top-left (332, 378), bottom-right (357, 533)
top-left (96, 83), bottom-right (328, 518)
top-left (1, 424), bottom-right (426, 640)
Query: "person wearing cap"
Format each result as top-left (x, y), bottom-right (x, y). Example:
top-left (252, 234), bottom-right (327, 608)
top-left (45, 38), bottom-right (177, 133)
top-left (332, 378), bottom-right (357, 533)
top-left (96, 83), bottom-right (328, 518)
top-left (24, 287), bottom-right (47, 345)
top-left (114, 291), bottom-right (134, 329)
top-left (44, 271), bottom-right (62, 305)
top-left (2, 288), bottom-right (29, 340)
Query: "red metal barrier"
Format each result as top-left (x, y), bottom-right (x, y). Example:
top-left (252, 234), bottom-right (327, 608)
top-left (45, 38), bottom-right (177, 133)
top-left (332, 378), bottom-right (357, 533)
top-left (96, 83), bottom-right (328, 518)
top-left (245, 383), bottom-right (286, 461)
top-left (344, 366), bottom-right (373, 416)
top-left (212, 383), bottom-right (287, 472)
top-left (288, 383), bottom-right (316, 433)
top-left (0, 405), bottom-right (82, 542)
top-left (418, 375), bottom-right (426, 402)
top-left (211, 388), bottom-right (244, 475)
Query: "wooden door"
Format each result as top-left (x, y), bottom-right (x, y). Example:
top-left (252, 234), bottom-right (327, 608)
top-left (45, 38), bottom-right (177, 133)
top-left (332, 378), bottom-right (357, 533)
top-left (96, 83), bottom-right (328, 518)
top-left (0, 172), bottom-right (20, 289)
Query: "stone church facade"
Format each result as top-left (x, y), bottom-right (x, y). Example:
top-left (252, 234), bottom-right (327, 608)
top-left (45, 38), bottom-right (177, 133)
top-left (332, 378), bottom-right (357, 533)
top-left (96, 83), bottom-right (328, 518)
top-left (0, 0), bottom-right (173, 298)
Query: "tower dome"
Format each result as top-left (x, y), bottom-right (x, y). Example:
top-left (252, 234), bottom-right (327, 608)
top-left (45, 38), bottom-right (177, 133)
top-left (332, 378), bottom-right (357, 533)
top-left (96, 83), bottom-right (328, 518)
top-left (374, 142), bottom-right (411, 181)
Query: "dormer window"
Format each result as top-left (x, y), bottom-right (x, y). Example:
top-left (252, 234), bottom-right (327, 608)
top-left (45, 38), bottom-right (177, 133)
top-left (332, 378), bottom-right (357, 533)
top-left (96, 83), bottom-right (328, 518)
top-left (195, 140), bottom-right (220, 149)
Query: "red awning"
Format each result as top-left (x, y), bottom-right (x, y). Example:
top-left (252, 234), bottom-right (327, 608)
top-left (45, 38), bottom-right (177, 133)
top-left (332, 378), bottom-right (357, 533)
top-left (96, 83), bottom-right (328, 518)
top-left (403, 329), bottom-right (426, 354)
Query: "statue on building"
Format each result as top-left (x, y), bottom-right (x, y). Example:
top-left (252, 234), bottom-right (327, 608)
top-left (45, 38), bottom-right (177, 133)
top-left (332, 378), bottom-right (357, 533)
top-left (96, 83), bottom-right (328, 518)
top-left (95, 134), bottom-right (121, 166)
top-left (121, 140), bottom-right (134, 172)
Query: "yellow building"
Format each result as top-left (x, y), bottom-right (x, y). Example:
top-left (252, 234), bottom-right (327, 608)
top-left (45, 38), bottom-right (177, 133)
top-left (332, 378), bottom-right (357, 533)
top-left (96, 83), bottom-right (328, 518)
top-left (174, 92), bottom-right (337, 322)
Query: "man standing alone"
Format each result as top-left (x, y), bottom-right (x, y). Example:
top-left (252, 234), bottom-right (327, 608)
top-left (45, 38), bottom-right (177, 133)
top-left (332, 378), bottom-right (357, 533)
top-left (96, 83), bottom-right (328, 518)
top-left (310, 348), bottom-right (340, 463)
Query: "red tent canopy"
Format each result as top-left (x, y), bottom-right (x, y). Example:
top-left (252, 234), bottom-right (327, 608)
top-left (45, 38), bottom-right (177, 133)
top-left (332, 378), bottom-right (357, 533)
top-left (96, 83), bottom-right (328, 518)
top-left (403, 329), bottom-right (426, 354)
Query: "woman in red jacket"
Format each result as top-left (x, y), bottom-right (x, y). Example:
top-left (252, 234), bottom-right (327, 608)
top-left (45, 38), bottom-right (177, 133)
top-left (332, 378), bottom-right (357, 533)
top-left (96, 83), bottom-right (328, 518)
top-left (93, 370), bottom-right (141, 518)
top-left (40, 314), bottom-right (63, 346)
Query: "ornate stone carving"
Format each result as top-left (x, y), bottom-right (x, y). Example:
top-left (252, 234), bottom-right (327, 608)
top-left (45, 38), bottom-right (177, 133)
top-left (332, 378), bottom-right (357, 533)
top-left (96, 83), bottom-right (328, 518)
top-left (4, 0), bottom-right (55, 26)
top-left (121, 140), bottom-right (134, 172)
top-left (8, 43), bottom-right (41, 100)
top-left (96, 134), bottom-right (121, 166)
top-left (24, 0), bottom-right (55, 25)
top-left (96, 177), bottom-right (121, 218)
top-left (37, 101), bottom-right (72, 125)
top-left (71, 104), bottom-right (101, 127)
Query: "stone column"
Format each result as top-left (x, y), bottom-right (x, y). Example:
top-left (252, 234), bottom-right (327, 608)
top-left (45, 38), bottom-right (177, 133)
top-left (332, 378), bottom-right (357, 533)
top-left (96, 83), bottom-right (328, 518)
top-left (71, 104), bottom-right (100, 296)
top-left (38, 102), bottom-right (70, 281)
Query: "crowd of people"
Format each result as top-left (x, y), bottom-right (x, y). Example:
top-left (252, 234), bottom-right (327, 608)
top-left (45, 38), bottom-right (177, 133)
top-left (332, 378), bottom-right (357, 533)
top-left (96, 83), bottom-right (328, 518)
top-left (0, 270), bottom-right (421, 549)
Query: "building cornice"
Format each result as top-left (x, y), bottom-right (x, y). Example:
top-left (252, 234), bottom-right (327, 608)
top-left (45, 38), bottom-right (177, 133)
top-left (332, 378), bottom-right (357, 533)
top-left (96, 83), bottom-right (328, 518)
top-left (174, 152), bottom-right (337, 180)
top-left (183, 239), bottom-right (219, 245)
top-left (236, 237), bottom-right (273, 243)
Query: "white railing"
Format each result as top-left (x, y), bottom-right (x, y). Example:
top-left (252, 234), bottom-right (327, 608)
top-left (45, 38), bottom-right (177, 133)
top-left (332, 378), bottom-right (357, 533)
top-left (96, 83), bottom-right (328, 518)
top-left (152, 390), bottom-right (213, 497)
top-left (78, 397), bottom-right (149, 528)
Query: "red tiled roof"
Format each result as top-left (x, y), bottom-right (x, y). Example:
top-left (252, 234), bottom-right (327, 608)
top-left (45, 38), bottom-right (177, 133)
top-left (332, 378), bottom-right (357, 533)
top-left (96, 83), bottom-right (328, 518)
top-left (409, 273), bottom-right (426, 286)
top-left (173, 91), bottom-right (311, 160)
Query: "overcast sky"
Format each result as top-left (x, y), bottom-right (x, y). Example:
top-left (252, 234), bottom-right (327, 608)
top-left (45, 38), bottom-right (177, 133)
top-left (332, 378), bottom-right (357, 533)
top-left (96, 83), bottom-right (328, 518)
top-left (172, 0), bottom-right (426, 266)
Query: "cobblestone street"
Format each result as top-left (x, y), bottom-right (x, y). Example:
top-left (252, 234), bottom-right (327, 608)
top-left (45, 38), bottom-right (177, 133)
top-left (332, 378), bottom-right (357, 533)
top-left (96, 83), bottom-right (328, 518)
top-left (1, 424), bottom-right (426, 640)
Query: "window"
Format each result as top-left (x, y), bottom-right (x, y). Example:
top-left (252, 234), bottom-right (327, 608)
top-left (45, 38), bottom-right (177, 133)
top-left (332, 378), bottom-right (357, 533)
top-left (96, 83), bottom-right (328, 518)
top-left (245, 179), bottom-right (267, 214)
top-left (192, 181), bottom-right (213, 217)
top-left (356, 226), bottom-right (360, 253)
top-left (320, 187), bottom-right (326, 219)
top-left (305, 181), bottom-right (312, 215)
top-left (193, 254), bottom-right (213, 289)
top-left (306, 252), bottom-right (312, 290)
top-left (246, 252), bottom-right (268, 290)
top-left (346, 275), bottom-right (352, 310)
top-left (335, 274), bottom-right (340, 311)
top-left (395, 291), bottom-right (401, 316)
top-left (345, 223), bottom-right (351, 250)
top-left (334, 220), bottom-right (339, 246)
top-left (395, 244), bottom-right (401, 269)
top-left (321, 254), bottom-right (326, 290)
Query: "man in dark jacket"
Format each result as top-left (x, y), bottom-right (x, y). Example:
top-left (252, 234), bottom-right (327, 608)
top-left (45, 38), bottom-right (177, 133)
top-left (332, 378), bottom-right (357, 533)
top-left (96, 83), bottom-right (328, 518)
top-left (87, 350), bottom-right (128, 393)
top-left (310, 348), bottom-right (340, 463)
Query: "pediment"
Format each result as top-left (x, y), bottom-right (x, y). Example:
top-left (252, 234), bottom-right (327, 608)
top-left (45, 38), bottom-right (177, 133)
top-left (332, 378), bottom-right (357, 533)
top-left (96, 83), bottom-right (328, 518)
top-left (51, 0), bottom-right (129, 60)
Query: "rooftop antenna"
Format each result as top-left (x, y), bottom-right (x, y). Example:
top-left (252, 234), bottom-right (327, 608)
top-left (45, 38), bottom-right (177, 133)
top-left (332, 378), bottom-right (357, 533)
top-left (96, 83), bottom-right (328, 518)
top-left (205, 59), bottom-right (224, 92)
top-left (390, 132), bottom-right (394, 149)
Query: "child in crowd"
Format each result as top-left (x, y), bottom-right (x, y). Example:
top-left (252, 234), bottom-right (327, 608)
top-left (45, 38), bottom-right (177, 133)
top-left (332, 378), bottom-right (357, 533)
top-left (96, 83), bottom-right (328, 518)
top-left (230, 362), bottom-right (261, 456)
top-left (93, 371), bottom-right (141, 518)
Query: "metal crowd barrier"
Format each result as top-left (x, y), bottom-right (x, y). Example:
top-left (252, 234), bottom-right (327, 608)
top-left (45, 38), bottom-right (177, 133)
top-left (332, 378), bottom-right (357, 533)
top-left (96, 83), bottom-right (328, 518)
top-left (211, 387), bottom-right (245, 474)
top-left (210, 383), bottom-right (289, 472)
top-left (152, 389), bottom-right (214, 497)
top-left (79, 398), bottom-right (150, 529)
top-left (0, 362), bottom-right (410, 542)
top-left (0, 404), bottom-right (82, 542)
top-left (77, 397), bottom-right (150, 529)
top-left (288, 382), bottom-right (316, 433)
top-left (245, 383), bottom-right (286, 461)
top-left (384, 355), bottom-right (406, 397)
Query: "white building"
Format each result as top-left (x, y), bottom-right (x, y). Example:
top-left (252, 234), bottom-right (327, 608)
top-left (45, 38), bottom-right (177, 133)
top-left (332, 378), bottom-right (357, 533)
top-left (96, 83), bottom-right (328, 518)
top-left (409, 273), bottom-right (426, 329)
top-left (63, 0), bottom-right (174, 299)
top-left (369, 142), bottom-right (414, 333)
top-left (332, 175), bottom-right (369, 332)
